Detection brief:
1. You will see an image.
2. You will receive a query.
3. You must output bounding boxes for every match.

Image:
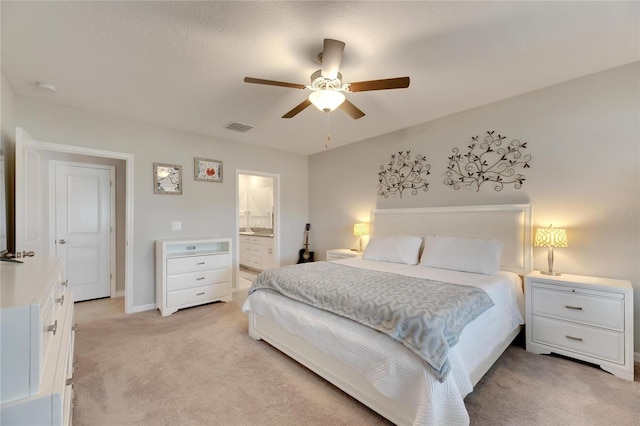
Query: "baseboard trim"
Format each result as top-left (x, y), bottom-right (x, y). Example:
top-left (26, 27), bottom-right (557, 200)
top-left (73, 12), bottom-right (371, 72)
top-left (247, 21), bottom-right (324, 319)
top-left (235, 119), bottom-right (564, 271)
top-left (130, 303), bottom-right (156, 314)
top-left (114, 290), bottom-right (125, 298)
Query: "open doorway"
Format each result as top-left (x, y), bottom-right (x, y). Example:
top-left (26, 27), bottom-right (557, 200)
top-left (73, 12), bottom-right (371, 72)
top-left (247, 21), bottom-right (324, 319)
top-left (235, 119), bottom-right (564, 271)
top-left (14, 128), bottom-right (134, 313)
top-left (236, 170), bottom-right (280, 291)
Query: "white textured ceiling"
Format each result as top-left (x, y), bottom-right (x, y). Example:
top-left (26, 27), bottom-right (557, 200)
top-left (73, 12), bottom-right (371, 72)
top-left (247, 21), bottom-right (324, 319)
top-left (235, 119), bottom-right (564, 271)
top-left (1, 1), bottom-right (638, 155)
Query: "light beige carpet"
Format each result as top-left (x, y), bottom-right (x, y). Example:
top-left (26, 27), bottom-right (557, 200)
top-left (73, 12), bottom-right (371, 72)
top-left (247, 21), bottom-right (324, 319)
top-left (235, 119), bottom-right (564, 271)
top-left (73, 294), bottom-right (640, 425)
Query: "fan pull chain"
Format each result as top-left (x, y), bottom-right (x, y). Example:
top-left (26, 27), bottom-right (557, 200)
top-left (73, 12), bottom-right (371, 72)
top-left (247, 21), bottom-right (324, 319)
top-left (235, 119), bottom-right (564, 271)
top-left (325, 112), bottom-right (331, 149)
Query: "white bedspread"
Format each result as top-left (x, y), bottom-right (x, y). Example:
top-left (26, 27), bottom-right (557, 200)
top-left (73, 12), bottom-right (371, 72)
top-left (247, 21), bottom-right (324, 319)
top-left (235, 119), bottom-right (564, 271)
top-left (242, 258), bottom-right (524, 425)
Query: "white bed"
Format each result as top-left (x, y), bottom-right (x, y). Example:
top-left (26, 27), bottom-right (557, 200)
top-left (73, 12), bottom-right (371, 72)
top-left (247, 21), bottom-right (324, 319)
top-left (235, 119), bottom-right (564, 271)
top-left (242, 204), bottom-right (532, 425)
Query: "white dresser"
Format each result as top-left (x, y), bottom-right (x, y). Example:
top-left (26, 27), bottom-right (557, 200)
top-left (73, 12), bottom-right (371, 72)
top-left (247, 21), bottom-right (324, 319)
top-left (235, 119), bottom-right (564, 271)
top-left (156, 238), bottom-right (232, 317)
top-left (326, 248), bottom-right (362, 261)
top-left (525, 271), bottom-right (634, 381)
top-left (239, 234), bottom-right (274, 271)
top-left (1, 257), bottom-right (76, 425)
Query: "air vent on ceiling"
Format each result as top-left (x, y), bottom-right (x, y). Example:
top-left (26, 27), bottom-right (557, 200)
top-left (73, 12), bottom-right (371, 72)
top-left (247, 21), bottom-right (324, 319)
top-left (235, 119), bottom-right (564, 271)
top-left (224, 121), bottom-right (254, 133)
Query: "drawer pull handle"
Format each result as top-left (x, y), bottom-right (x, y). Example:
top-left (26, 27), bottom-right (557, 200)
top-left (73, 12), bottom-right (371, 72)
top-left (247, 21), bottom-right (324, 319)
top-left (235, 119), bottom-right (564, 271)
top-left (57, 295), bottom-right (65, 305)
top-left (196, 262), bottom-right (206, 265)
top-left (565, 305), bottom-right (583, 311)
top-left (48, 320), bottom-right (58, 335)
top-left (196, 292), bottom-right (205, 296)
top-left (565, 335), bottom-right (583, 342)
top-left (196, 277), bottom-right (205, 280)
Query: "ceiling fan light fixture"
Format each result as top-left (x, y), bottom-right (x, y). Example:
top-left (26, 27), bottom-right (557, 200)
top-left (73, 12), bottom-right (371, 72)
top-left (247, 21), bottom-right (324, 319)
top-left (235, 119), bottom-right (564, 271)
top-left (309, 89), bottom-right (345, 113)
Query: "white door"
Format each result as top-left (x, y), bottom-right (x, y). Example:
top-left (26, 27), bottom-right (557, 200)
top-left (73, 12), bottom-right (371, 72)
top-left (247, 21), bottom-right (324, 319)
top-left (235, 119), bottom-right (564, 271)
top-left (15, 128), bottom-right (44, 255)
top-left (54, 163), bottom-right (112, 301)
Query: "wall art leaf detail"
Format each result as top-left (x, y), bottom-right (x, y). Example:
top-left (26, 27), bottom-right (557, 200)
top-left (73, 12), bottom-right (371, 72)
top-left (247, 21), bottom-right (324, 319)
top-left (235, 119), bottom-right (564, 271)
top-left (378, 151), bottom-right (431, 198)
top-left (444, 131), bottom-right (531, 192)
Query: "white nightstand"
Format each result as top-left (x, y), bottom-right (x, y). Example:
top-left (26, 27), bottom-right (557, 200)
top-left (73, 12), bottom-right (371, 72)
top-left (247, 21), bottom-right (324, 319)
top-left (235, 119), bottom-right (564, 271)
top-left (524, 271), bottom-right (634, 381)
top-left (326, 248), bottom-right (363, 261)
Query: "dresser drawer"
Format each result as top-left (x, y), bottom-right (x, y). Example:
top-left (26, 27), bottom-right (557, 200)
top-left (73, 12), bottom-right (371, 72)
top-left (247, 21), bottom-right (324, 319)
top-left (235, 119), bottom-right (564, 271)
top-left (40, 291), bottom-right (57, 374)
top-left (166, 254), bottom-right (229, 275)
top-left (531, 285), bottom-right (624, 331)
top-left (166, 268), bottom-right (230, 291)
top-left (531, 315), bottom-right (624, 364)
top-left (167, 283), bottom-right (229, 308)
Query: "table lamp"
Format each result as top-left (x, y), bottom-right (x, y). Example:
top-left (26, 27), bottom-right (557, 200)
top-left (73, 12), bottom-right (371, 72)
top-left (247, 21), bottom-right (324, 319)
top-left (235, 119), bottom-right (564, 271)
top-left (534, 224), bottom-right (568, 275)
top-left (353, 223), bottom-right (369, 252)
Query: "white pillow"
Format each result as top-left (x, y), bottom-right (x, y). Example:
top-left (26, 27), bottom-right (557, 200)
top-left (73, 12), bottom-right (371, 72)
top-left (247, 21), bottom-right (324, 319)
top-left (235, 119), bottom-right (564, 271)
top-left (362, 235), bottom-right (423, 265)
top-left (420, 236), bottom-right (503, 275)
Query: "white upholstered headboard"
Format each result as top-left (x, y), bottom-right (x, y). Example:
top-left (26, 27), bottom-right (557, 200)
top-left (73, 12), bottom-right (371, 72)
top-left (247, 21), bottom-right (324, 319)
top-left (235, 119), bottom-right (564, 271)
top-left (370, 204), bottom-right (532, 275)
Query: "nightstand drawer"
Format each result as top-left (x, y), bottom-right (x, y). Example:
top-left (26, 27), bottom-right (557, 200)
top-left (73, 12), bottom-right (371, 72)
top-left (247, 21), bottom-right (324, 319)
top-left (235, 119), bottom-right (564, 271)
top-left (531, 285), bottom-right (624, 331)
top-left (326, 249), bottom-right (362, 261)
top-left (166, 268), bottom-right (230, 291)
top-left (531, 316), bottom-right (624, 364)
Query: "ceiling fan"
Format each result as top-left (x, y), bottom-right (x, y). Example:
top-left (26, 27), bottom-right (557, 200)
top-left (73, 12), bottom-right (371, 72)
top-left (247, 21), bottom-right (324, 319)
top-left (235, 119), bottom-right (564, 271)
top-left (244, 38), bottom-right (410, 120)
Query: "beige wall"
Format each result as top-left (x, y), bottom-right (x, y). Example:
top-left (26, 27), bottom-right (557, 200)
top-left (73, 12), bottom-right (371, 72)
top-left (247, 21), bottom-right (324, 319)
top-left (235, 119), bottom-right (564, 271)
top-left (309, 62), bottom-right (640, 352)
top-left (11, 96), bottom-right (309, 310)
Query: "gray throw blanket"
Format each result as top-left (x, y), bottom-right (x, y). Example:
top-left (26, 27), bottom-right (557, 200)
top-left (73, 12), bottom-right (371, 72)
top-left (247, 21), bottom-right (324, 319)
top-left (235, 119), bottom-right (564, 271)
top-left (249, 262), bottom-right (494, 381)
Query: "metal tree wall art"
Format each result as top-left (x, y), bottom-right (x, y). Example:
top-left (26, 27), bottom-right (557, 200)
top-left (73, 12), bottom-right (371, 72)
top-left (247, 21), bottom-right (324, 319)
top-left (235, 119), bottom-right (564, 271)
top-left (444, 131), bottom-right (532, 192)
top-left (378, 151), bottom-right (431, 198)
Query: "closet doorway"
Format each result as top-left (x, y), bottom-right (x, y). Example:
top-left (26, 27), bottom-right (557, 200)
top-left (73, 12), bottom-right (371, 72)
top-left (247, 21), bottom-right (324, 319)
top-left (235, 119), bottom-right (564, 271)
top-left (236, 170), bottom-right (280, 290)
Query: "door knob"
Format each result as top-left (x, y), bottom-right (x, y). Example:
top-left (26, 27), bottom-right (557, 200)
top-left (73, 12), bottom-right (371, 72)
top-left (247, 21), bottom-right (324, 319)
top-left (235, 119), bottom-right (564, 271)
top-left (58, 239), bottom-right (66, 244)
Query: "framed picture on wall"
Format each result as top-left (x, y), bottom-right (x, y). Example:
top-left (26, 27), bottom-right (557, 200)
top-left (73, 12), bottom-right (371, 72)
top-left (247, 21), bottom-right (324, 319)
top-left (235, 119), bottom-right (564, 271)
top-left (153, 163), bottom-right (182, 195)
top-left (194, 157), bottom-right (223, 183)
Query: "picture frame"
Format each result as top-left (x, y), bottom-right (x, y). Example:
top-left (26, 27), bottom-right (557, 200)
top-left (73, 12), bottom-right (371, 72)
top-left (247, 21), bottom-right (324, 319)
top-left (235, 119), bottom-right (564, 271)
top-left (153, 163), bottom-right (182, 195)
top-left (194, 157), bottom-right (223, 183)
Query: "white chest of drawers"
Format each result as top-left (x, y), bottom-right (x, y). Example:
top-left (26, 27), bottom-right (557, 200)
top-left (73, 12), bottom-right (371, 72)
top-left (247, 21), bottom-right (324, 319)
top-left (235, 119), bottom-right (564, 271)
top-left (525, 271), bottom-right (634, 381)
top-left (1, 257), bottom-right (76, 425)
top-left (326, 248), bottom-right (362, 261)
top-left (239, 235), bottom-right (274, 271)
top-left (156, 238), bottom-right (232, 317)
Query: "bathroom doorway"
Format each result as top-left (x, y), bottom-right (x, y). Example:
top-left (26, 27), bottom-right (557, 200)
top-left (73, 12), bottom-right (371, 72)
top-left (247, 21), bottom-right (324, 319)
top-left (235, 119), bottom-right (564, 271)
top-left (236, 170), bottom-right (280, 290)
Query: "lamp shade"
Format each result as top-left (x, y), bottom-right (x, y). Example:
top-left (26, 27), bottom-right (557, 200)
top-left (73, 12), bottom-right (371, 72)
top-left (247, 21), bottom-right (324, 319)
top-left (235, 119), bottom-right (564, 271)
top-left (353, 223), bottom-right (369, 237)
top-left (309, 89), bottom-right (345, 112)
top-left (534, 225), bottom-right (568, 248)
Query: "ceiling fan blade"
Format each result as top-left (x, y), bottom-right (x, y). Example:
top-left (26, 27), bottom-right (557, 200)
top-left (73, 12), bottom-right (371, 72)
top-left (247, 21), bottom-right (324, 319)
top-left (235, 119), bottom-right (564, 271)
top-left (244, 77), bottom-right (306, 90)
top-left (282, 98), bottom-right (312, 118)
top-left (339, 99), bottom-right (365, 120)
top-left (347, 77), bottom-right (410, 92)
top-left (321, 39), bottom-right (345, 80)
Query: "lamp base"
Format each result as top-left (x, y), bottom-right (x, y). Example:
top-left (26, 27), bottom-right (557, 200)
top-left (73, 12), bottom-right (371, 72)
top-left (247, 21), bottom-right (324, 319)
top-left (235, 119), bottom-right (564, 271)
top-left (540, 271), bottom-right (562, 276)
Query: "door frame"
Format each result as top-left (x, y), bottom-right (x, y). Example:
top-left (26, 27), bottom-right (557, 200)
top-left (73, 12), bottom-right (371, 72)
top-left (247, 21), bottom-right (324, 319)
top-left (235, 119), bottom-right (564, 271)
top-left (48, 160), bottom-right (117, 298)
top-left (15, 129), bottom-right (135, 313)
top-left (236, 169), bottom-right (280, 290)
